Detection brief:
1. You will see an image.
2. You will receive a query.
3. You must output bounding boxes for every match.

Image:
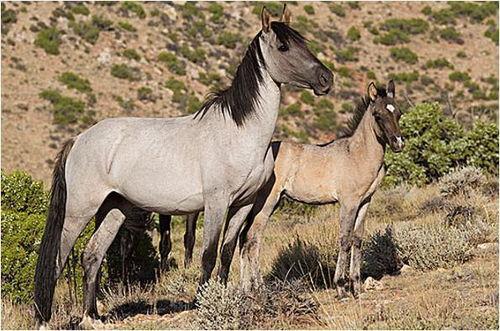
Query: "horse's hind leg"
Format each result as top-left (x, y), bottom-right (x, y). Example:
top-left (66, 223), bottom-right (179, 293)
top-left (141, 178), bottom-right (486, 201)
top-left (334, 201), bottom-right (359, 299)
top-left (217, 204), bottom-right (254, 284)
top-left (81, 208), bottom-right (126, 322)
top-left (184, 212), bottom-right (199, 268)
top-left (159, 214), bottom-right (172, 271)
top-left (349, 199), bottom-right (371, 297)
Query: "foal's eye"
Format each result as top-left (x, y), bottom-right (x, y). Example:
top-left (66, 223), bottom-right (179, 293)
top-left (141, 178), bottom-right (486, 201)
top-left (278, 44), bottom-right (289, 52)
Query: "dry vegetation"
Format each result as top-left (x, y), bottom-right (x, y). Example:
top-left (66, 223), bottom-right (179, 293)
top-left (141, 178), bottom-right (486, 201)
top-left (2, 167), bottom-right (498, 329)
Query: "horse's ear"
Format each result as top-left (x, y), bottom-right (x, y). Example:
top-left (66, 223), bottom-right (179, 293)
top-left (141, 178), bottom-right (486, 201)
top-left (261, 6), bottom-right (271, 33)
top-left (280, 4), bottom-right (292, 25)
top-left (368, 82), bottom-right (378, 101)
top-left (387, 80), bottom-right (395, 98)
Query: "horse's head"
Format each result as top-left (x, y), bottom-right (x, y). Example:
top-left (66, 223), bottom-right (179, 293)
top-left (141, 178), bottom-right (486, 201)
top-left (258, 5), bottom-right (333, 95)
top-left (368, 80), bottom-right (404, 153)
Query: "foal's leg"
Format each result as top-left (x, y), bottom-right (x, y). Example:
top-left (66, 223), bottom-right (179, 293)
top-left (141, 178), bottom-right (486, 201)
top-left (239, 178), bottom-right (280, 291)
top-left (81, 209), bottom-right (126, 322)
top-left (159, 214), bottom-right (172, 271)
top-left (333, 201), bottom-right (359, 299)
top-left (120, 228), bottom-right (135, 285)
top-left (349, 199), bottom-right (371, 297)
top-left (184, 212), bottom-right (199, 268)
top-left (217, 204), bottom-right (254, 284)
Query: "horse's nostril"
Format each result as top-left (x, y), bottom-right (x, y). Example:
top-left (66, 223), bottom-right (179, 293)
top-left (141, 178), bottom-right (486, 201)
top-left (320, 73), bottom-right (328, 85)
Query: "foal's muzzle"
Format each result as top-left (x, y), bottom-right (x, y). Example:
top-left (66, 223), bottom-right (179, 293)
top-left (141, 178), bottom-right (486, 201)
top-left (390, 136), bottom-right (405, 153)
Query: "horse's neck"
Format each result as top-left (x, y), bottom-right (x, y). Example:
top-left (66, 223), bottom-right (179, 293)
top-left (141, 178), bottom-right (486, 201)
top-left (242, 68), bottom-right (281, 148)
top-left (349, 109), bottom-right (385, 169)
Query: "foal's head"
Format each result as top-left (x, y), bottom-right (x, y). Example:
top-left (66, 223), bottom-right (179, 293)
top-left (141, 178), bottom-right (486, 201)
top-left (259, 5), bottom-right (333, 95)
top-left (368, 81), bottom-right (404, 152)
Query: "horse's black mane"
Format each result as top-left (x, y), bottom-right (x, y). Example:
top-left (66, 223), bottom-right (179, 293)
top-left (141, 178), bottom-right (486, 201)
top-left (317, 85), bottom-right (387, 147)
top-left (194, 22), bottom-right (306, 127)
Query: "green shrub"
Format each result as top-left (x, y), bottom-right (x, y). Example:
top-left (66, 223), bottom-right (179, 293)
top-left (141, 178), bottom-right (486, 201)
top-left (390, 47), bottom-right (418, 64)
top-left (2, 8), bottom-right (17, 27)
top-left (300, 90), bottom-right (315, 105)
top-left (198, 71), bottom-right (222, 87)
top-left (384, 103), bottom-right (498, 186)
top-left (251, 2), bottom-right (282, 17)
top-left (158, 51), bottom-right (186, 75)
top-left (346, 26), bottom-right (361, 41)
top-left (329, 3), bottom-right (345, 17)
top-left (439, 27), bottom-right (463, 44)
top-left (39, 89), bottom-right (86, 125)
top-left (58, 72), bottom-right (92, 94)
top-left (374, 29), bottom-right (410, 45)
top-left (362, 227), bottom-right (402, 279)
top-left (388, 71), bottom-right (419, 84)
top-left (208, 2), bottom-right (224, 23)
top-left (314, 108), bottom-right (337, 131)
top-left (303, 4), bottom-right (315, 15)
top-left (425, 58), bottom-right (454, 69)
top-left (137, 86), bottom-right (153, 101)
top-left (484, 25), bottom-right (499, 45)
top-left (448, 1), bottom-right (498, 23)
top-left (111, 63), bottom-right (141, 81)
top-left (121, 1), bottom-right (146, 19)
top-left (217, 32), bottom-right (241, 49)
top-left (380, 18), bottom-right (429, 35)
top-left (71, 3), bottom-right (90, 16)
top-left (1, 170), bottom-right (48, 215)
top-left (34, 27), bottom-right (61, 55)
top-left (165, 78), bottom-right (186, 93)
top-left (182, 2), bottom-right (204, 19)
top-left (337, 66), bottom-right (351, 78)
top-left (449, 71), bottom-right (470, 82)
top-left (335, 46), bottom-right (359, 62)
top-left (456, 51), bottom-right (467, 58)
top-left (179, 44), bottom-right (206, 63)
top-left (122, 48), bottom-right (141, 61)
top-left (69, 20), bottom-right (99, 44)
top-left (118, 20), bottom-right (136, 32)
top-left (90, 14), bottom-right (113, 30)
top-left (281, 103), bottom-right (302, 118)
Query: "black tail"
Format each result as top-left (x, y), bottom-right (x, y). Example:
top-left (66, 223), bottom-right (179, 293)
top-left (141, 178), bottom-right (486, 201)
top-left (34, 139), bottom-right (74, 323)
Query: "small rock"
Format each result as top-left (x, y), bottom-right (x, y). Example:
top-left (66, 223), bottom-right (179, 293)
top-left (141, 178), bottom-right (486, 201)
top-left (97, 49), bottom-right (112, 65)
top-left (16, 102), bottom-right (28, 111)
top-left (400, 264), bottom-right (413, 275)
top-left (364, 276), bottom-right (383, 291)
top-left (477, 242), bottom-right (498, 252)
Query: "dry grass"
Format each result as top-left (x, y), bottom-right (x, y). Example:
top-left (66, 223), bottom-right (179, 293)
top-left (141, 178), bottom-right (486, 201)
top-left (2, 175), bottom-right (498, 329)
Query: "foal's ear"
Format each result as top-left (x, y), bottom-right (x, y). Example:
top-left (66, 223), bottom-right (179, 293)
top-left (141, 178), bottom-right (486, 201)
top-left (368, 82), bottom-right (378, 101)
top-left (261, 6), bottom-right (271, 33)
top-left (280, 4), bottom-right (292, 25)
top-left (387, 80), bottom-right (395, 98)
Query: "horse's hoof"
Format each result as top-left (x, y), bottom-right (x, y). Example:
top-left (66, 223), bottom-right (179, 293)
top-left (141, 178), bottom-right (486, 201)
top-left (37, 321), bottom-right (49, 330)
top-left (78, 315), bottom-right (103, 330)
top-left (337, 287), bottom-right (349, 300)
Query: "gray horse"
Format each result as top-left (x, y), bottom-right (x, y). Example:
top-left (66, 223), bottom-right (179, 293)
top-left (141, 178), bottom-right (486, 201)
top-left (34, 6), bottom-right (333, 326)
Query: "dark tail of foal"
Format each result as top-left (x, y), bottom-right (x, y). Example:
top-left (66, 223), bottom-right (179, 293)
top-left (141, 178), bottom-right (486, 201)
top-left (34, 139), bottom-right (74, 323)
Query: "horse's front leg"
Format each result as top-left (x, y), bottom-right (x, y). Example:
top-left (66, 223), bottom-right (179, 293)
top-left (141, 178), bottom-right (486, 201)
top-left (349, 198), bottom-right (371, 297)
top-left (334, 201), bottom-right (359, 299)
top-left (217, 204), bottom-right (254, 284)
top-left (184, 212), bottom-right (199, 268)
top-left (199, 195), bottom-right (228, 286)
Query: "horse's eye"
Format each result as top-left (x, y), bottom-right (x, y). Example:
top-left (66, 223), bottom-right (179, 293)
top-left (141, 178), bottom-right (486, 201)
top-left (278, 44), bottom-right (289, 52)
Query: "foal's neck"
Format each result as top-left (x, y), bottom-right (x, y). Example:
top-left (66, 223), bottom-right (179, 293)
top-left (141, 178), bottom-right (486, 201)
top-left (350, 108), bottom-right (385, 166)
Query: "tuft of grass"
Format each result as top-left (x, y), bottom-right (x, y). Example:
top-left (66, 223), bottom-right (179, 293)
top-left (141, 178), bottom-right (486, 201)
top-left (380, 18), bottom-right (429, 35)
top-left (300, 90), bottom-right (315, 106)
top-left (121, 1), bottom-right (146, 19)
top-left (329, 3), bottom-right (345, 17)
top-left (122, 48), bottom-right (141, 61)
top-left (304, 4), bottom-right (315, 15)
top-left (439, 166), bottom-right (486, 198)
top-left (449, 71), bottom-right (471, 82)
top-left (34, 27), bottom-right (61, 55)
top-left (484, 24), bottom-right (499, 45)
top-left (216, 31), bottom-right (241, 49)
top-left (346, 26), bottom-right (361, 41)
top-left (58, 72), bottom-right (92, 94)
top-left (70, 3), bottom-right (90, 16)
top-left (335, 46), bottom-right (359, 62)
top-left (208, 3), bottom-right (224, 23)
top-left (390, 47), bottom-right (418, 64)
top-left (137, 86), bottom-right (153, 101)
top-left (39, 89), bottom-right (86, 125)
top-left (158, 51), bottom-right (186, 76)
top-left (110, 64), bottom-right (141, 81)
top-left (179, 44), bottom-right (206, 64)
top-left (389, 71), bottom-right (419, 84)
top-left (118, 20), bottom-right (136, 32)
top-left (425, 58), bottom-right (454, 70)
top-left (374, 29), bottom-right (410, 45)
top-left (440, 27), bottom-right (463, 44)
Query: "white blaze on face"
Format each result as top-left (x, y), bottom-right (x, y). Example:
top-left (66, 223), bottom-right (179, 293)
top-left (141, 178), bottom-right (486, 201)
top-left (386, 104), bottom-right (395, 113)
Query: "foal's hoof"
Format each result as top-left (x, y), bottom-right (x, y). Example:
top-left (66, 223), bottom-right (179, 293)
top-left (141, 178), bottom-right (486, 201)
top-left (78, 315), bottom-right (104, 330)
top-left (336, 287), bottom-right (349, 301)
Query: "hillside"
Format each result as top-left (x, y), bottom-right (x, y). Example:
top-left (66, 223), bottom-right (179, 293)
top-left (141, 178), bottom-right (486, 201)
top-left (1, 1), bottom-right (498, 184)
